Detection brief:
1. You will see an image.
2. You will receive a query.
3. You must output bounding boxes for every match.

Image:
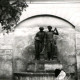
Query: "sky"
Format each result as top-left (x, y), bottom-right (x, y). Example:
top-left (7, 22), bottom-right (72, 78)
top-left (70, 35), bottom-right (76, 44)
top-left (0, 2), bottom-right (80, 33)
top-left (19, 3), bottom-right (80, 29)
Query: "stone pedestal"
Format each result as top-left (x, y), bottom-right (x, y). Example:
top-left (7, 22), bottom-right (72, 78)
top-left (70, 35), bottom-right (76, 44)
top-left (14, 59), bottom-right (63, 80)
top-left (27, 59), bottom-right (63, 72)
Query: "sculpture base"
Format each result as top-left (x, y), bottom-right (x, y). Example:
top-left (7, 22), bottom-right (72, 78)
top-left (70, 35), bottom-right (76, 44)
top-left (27, 59), bottom-right (62, 72)
top-left (14, 59), bottom-right (63, 80)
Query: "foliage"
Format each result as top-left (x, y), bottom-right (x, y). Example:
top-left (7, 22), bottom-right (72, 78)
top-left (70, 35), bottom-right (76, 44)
top-left (0, 0), bottom-right (28, 33)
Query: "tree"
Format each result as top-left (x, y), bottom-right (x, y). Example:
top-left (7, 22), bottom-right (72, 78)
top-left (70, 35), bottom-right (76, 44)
top-left (0, 0), bottom-right (28, 33)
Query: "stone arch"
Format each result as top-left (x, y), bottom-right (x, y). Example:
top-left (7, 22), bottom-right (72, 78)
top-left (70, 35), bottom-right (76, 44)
top-left (16, 14), bottom-right (75, 28)
top-left (13, 14), bottom-right (76, 73)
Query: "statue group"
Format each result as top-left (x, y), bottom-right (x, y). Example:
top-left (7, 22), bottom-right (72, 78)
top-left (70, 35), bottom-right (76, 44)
top-left (35, 26), bottom-right (59, 60)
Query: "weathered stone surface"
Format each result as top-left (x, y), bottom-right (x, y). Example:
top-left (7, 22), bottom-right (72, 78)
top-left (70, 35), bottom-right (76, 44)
top-left (76, 33), bottom-right (80, 46)
top-left (78, 72), bottom-right (80, 80)
top-left (0, 12), bottom-right (79, 80)
top-left (0, 33), bottom-right (14, 45)
top-left (76, 50), bottom-right (80, 63)
top-left (0, 44), bottom-right (12, 49)
top-left (44, 63), bottom-right (63, 70)
top-left (76, 50), bottom-right (80, 80)
top-left (13, 36), bottom-right (35, 72)
top-left (56, 31), bottom-right (76, 73)
top-left (0, 54), bottom-right (12, 80)
top-left (13, 24), bottom-right (76, 74)
top-left (77, 62), bottom-right (80, 73)
top-left (76, 45), bottom-right (80, 50)
top-left (0, 49), bottom-right (12, 55)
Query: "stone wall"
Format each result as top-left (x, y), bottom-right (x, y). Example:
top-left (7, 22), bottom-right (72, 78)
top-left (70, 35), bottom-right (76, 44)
top-left (0, 34), bottom-right (14, 80)
top-left (0, 16), bottom-right (78, 80)
top-left (13, 16), bottom-right (76, 75)
top-left (76, 32), bottom-right (80, 80)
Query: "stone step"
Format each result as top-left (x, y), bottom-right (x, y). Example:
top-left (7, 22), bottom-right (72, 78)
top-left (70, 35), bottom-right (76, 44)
top-left (14, 72), bottom-right (55, 80)
top-left (14, 72), bottom-right (55, 76)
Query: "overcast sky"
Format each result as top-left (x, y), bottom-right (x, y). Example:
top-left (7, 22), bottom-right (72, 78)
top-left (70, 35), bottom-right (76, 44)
top-left (19, 3), bottom-right (80, 29)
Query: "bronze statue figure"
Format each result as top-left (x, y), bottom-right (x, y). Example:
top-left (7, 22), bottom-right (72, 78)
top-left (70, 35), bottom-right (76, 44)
top-left (46, 26), bottom-right (59, 60)
top-left (34, 26), bottom-right (59, 60)
top-left (34, 27), bottom-right (46, 60)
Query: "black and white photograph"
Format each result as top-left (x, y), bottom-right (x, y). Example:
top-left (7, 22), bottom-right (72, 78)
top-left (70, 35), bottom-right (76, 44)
top-left (0, 0), bottom-right (80, 80)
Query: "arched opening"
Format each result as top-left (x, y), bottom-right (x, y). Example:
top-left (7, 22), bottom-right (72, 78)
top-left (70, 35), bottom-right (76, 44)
top-left (13, 14), bottom-right (76, 80)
